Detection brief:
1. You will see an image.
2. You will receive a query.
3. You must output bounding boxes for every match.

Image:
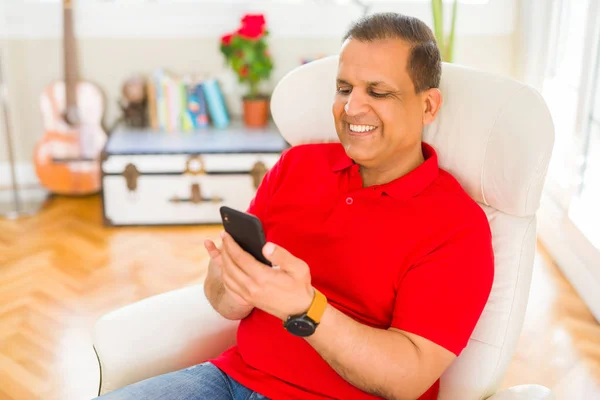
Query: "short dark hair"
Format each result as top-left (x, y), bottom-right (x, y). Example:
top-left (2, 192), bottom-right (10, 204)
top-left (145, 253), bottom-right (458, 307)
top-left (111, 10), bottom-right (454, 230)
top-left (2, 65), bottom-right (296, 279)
top-left (342, 12), bottom-right (441, 93)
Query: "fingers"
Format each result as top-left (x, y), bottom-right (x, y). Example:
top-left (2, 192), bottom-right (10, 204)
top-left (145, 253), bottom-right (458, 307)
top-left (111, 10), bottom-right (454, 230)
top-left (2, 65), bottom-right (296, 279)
top-left (222, 232), bottom-right (271, 276)
top-left (263, 242), bottom-right (308, 278)
top-left (204, 239), bottom-right (221, 259)
top-left (221, 267), bottom-right (248, 303)
top-left (220, 241), bottom-right (254, 299)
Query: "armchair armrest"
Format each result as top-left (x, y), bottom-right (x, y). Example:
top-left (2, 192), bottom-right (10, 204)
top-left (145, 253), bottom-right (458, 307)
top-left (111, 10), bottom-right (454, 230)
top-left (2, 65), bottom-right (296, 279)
top-left (92, 284), bottom-right (238, 396)
top-left (487, 384), bottom-right (556, 400)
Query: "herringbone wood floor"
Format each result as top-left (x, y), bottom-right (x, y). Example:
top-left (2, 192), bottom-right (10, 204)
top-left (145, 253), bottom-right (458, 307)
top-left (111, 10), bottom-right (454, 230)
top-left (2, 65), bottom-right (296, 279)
top-left (0, 195), bottom-right (598, 400)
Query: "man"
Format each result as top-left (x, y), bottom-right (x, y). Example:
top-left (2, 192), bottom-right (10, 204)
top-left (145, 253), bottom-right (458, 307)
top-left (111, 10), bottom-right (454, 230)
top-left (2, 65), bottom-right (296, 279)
top-left (98, 12), bottom-right (493, 400)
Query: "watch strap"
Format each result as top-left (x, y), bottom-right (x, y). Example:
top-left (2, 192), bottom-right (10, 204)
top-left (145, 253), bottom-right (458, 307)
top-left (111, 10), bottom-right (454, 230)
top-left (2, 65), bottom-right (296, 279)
top-left (305, 288), bottom-right (327, 324)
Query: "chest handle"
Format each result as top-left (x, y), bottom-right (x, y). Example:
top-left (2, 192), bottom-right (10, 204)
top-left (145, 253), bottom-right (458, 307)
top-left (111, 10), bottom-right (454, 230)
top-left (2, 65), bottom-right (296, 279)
top-left (170, 182), bottom-right (223, 205)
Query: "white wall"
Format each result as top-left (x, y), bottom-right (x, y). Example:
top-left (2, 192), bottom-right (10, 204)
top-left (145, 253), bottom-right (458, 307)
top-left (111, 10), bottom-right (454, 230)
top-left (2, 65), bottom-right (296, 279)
top-left (0, 0), bottom-right (519, 175)
top-left (2, 0), bottom-right (516, 38)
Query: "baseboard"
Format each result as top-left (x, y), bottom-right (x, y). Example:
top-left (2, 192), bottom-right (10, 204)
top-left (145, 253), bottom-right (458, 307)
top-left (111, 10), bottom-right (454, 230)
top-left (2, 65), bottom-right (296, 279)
top-left (537, 192), bottom-right (600, 322)
top-left (0, 162), bottom-right (39, 188)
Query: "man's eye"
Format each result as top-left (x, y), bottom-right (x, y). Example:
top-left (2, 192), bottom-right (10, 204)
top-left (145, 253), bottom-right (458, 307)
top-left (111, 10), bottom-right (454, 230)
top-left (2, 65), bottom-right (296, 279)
top-left (336, 87), bottom-right (351, 95)
top-left (370, 92), bottom-right (389, 98)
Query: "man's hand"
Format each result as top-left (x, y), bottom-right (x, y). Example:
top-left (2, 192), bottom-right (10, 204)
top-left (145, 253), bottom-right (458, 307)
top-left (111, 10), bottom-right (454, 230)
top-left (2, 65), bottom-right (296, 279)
top-left (204, 238), bottom-right (252, 308)
top-left (203, 237), bottom-right (254, 320)
top-left (220, 231), bottom-right (314, 321)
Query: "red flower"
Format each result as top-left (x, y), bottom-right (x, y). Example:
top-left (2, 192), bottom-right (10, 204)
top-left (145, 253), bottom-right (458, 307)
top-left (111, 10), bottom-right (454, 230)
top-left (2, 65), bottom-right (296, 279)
top-left (242, 14), bottom-right (266, 28)
top-left (237, 14), bottom-right (266, 40)
top-left (237, 25), bottom-right (264, 40)
top-left (221, 33), bottom-right (233, 45)
top-left (240, 66), bottom-right (249, 77)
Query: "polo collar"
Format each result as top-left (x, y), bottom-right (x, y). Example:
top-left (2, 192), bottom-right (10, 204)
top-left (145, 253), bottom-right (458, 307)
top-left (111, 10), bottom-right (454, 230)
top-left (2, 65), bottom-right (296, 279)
top-left (332, 144), bottom-right (355, 172)
top-left (332, 142), bottom-right (439, 200)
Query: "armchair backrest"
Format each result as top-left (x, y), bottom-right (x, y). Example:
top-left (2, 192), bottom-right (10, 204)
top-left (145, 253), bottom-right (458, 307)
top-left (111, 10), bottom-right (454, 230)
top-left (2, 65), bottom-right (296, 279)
top-left (270, 55), bottom-right (554, 399)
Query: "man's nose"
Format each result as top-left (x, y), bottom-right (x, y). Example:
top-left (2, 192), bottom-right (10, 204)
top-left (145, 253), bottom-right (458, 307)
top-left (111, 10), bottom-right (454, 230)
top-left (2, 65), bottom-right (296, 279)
top-left (344, 91), bottom-right (369, 116)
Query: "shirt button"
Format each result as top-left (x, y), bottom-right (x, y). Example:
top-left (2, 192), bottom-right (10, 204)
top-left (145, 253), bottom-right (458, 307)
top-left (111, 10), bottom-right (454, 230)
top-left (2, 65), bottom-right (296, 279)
top-left (346, 197), bottom-right (353, 205)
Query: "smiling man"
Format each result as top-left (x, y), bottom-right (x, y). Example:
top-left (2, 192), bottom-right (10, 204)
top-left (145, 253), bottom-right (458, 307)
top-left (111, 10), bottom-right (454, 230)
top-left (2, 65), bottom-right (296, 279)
top-left (96, 12), bottom-right (494, 400)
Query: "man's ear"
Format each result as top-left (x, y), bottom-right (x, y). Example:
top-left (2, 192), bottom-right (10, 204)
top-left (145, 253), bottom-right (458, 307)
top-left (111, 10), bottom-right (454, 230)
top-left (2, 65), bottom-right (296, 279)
top-left (422, 88), bottom-right (443, 126)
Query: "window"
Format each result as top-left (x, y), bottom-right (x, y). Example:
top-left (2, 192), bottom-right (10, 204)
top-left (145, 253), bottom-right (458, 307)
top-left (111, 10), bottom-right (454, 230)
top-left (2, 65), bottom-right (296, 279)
top-left (568, 36), bottom-right (600, 248)
top-left (540, 0), bottom-right (590, 206)
top-left (520, 0), bottom-right (600, 320)
top-left (537, 0), bottom-right (600, 249)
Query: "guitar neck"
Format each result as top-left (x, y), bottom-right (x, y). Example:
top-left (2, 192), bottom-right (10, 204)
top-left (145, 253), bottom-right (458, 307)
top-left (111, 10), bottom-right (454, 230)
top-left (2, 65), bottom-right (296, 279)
top-left (63, 0), bottom-right (78, 115)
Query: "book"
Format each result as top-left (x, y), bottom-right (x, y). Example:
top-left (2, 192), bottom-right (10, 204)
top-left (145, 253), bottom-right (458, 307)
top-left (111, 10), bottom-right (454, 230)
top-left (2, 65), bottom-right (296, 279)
top-left (147, 80), bottom-right (158, 130)
top-left (202, 78), bottom-right (230, 129)
top-left (185, 77), bottom-right (209, 129)
top-left (146, 70), bottom-right (231, 132)
top-left (153, 69), bottom-right (168, 132)
top-left (180, 80), bottom-right (193, 132)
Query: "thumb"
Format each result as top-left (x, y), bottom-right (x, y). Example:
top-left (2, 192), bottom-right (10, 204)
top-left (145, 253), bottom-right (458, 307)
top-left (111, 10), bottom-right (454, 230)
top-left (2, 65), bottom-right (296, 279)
top-left (204, 239), bottom-right (221, 260)
top-left (263, 242), bottom-right (307, 276)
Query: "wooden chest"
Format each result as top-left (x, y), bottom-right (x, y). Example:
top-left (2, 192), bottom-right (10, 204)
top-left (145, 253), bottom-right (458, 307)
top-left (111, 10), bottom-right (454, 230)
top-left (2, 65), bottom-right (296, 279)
top-left (100, 125), bottom-right (288, 226)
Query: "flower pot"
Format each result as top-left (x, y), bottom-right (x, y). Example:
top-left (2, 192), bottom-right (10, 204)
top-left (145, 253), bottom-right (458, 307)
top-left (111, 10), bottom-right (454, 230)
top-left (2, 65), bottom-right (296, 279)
top-left (243, 97), bottom-right (270, 127)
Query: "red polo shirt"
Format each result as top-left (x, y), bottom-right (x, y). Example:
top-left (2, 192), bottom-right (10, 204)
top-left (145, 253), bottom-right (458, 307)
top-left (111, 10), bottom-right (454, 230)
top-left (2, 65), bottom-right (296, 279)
top-left (211, 142), bottom-right (494, 400)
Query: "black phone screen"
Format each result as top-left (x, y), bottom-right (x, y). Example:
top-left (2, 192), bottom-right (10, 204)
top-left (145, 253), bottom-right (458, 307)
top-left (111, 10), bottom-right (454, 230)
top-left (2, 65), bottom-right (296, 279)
top-left (219, 206), bottom-right (272, 266)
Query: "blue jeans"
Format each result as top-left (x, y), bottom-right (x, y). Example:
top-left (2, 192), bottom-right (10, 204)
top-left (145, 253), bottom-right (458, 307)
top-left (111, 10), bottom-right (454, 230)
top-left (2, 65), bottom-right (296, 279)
top-left (94, 362), bottom-right (269, 400)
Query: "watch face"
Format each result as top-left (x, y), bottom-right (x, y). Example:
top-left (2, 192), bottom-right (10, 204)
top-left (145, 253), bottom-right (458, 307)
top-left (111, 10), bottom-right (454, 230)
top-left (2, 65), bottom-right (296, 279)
top-left (285, 318), bottom-right (316, 337)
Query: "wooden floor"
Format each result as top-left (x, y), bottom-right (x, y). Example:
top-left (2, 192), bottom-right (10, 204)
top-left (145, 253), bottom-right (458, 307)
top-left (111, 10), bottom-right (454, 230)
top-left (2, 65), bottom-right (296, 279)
top-left (0, 195), bottom-right (598, 400)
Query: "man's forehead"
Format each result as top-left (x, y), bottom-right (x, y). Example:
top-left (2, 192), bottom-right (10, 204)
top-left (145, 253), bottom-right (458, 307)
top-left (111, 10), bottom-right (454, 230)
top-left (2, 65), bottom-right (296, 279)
top-left (337, 39), bottom-right (411, 87)
top-left (339, 38), bottom-right (411, 60)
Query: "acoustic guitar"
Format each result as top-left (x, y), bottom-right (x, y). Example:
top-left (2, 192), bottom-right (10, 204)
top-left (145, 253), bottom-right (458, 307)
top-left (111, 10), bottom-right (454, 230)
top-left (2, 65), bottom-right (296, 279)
top-left (34, 0), bottom-right (106, 195)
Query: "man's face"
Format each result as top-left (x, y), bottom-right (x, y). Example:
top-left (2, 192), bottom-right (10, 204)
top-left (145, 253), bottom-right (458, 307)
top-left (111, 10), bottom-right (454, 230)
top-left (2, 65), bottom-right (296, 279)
top-left (333, 38), bottom-right (433, 168)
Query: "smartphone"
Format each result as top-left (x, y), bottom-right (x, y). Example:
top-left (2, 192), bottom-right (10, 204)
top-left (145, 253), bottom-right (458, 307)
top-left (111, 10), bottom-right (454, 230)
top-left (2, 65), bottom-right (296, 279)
top-left (219, 206), bottom-right (272, 266)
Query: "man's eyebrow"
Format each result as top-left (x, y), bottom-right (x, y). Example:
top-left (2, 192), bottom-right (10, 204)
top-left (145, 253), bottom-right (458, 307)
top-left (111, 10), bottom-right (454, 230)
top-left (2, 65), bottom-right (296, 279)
top-left (367, 81), bottom-right (398, 90)
top-left (337, 78), bottom-right (398, 91)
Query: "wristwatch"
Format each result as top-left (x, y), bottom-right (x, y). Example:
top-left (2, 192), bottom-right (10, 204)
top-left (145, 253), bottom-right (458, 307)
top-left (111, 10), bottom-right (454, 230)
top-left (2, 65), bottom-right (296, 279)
top-left (283, 288), bottom-right (328, 337)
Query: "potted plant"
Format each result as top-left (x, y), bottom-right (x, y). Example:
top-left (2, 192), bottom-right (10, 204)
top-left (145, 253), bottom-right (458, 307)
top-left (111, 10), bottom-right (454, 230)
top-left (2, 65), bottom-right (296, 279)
top-left (220, 14), bottom-right (274, 127)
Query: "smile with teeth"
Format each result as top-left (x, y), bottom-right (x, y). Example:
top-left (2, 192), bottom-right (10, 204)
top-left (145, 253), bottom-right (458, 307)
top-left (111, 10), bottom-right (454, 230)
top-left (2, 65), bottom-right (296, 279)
top-left (348, 124), bottom-right (377, 133)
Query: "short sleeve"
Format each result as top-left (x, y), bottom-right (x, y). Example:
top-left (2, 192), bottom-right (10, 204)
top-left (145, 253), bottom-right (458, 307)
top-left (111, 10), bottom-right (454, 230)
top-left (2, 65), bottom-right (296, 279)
top-left (391, 215), bottom-right (494, 356)
top-left (246, 149), bottom-right (287, 220)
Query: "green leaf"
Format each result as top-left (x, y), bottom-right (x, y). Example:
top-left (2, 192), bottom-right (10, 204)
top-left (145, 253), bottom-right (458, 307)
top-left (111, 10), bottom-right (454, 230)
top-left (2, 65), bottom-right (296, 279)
top-left (431, 0), bottom-right (444, 56)
top-left (446, 0), bottom-right (458, 62)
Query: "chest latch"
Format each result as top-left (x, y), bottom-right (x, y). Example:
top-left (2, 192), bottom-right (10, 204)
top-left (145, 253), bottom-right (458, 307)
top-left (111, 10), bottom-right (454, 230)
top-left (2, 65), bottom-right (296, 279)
top-left (184, 155), bottom-right (206, 176)
top-left (250, 161), bottom-right (267, 189)
top-left (123, 163), bottom-right (140, 192)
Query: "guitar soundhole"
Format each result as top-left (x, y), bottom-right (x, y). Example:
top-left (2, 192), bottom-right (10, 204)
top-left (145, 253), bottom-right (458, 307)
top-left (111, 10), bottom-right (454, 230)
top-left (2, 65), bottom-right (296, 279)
top-left (64, 108), bottom-right (80, 126)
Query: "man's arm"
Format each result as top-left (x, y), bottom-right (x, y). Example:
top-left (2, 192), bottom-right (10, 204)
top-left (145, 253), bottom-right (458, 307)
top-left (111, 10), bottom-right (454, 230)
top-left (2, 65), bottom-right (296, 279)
top-left (218, 235), bottom-right (458, 399)
top-left (305, 219), bottom-right (493, 400)
top-left (203, 240), bottom-right (254, 320)
top-left (305, 304), bottom-right (455, 400)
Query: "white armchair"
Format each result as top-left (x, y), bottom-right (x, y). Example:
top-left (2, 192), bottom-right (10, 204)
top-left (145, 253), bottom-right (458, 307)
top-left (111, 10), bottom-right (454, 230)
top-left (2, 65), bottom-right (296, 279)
top-left (93, 56), bottom-right (555, 399)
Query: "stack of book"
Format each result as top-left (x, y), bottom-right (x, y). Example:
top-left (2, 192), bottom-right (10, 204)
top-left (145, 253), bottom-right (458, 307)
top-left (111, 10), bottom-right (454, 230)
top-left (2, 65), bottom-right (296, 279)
top-left (147, 69), bottom-right (230, 132)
